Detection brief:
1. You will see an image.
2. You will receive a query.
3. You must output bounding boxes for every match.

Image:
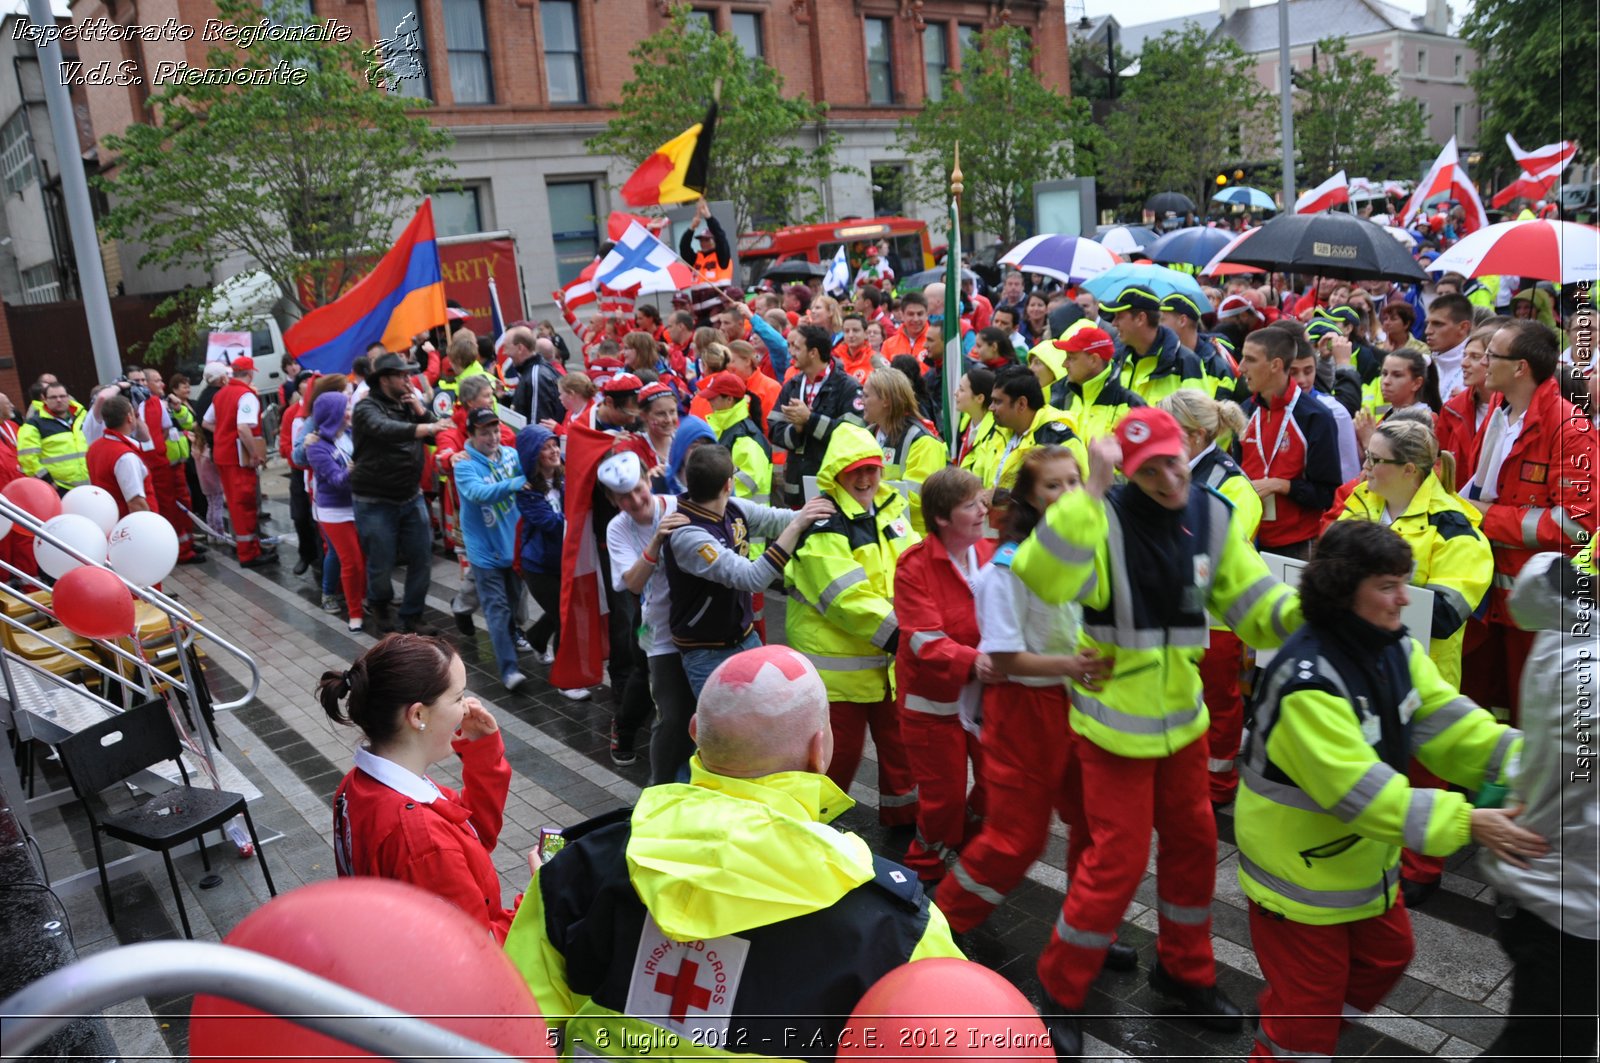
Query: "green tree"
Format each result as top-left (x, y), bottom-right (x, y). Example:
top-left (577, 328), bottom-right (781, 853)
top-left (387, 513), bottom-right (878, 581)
top-left (1102, 26), bottom-right (1271, 211)
top-left (1463, 0), bottom-right (1597, 179)
top-left (1293, 38), bottom-right (1434, 185)
top-left (98, 0), bottom-right (453, 347)
top-left (1069, 29), bottom-right (1132, 103)
top-left (588, 6), bottom-right (842, 236)
top-left (900, 27), bottom-right (1099, 244)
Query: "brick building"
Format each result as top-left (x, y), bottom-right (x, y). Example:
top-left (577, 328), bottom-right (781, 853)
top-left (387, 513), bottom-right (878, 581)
top-left (68, 0), bottom-right (1070, 317)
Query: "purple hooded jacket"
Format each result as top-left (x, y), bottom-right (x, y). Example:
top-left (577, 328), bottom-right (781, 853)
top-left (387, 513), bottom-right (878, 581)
top-left (305, 391), bottom-right (356, 512)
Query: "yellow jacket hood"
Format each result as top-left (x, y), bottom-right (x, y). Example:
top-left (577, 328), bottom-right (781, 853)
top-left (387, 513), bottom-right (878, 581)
top-left (816, 421), bottom-right (896, 516)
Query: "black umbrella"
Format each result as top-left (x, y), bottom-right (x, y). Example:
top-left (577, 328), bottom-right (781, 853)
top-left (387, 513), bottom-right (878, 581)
top-left (1145, 192), bottom-right (1197, 216)
top-left (903, 266), bottom-right (979, 290)
top-left (1219, 211), bottom-right (1428, 283)
top-left (760, 258), bottom-right (827, 283)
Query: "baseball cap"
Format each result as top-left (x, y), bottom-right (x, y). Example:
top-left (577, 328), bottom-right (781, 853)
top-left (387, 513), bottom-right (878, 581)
top-left (601, 372), bottom-right (643, 394)
top-left (466, 407), bottom-right (501, 430)
top-left (1116, 407), bottom-right (1187, 476)
top-left (638, 381), bottom-right (674, 405)
top-left (596, 450), bottom-right (643, 493)
top-left (1099, 286), bottom-right (1162, 315)
top-left (1216, 294), bottom-right (1256, 320)
top-left (1055, 325), bottom-right (1117, 361)
top-left (1159, 293), bottom-right (1204, 321)
top-left (696, 227), bottom-right (715, 240)
top-left (840, 453), bottom-right (884, 477)
top-left (701, 371), bottom-right (747, 401)
top-left (1319, 304), bottom-right (1360, 327)
top-left (230, 355), bottom-right (257, 373)
top-left (371, 351), bottom-right (421, 376)
top-left (1305, 319), bottom-right (1341, 343)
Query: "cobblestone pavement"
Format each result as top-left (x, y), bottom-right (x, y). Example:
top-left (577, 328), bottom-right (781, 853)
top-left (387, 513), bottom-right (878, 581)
top-left (21, 473), bottom-right (1521, 1060)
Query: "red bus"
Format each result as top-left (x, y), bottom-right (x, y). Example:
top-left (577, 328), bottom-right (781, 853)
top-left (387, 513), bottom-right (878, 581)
top-left (736, 217), bottom-right (936, 291)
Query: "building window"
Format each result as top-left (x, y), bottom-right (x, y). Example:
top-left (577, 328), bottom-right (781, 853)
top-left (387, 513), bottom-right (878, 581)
top-left (443, 0), bottom-right (492, 103)
top-left (957, 23), bottom-right (978, 63)
top-left (1416, 48), bottom-right (1426, 74)
top-left (541, 0), bottom-right (585, 104)
top-left (871, 163), bottom-right (907, 216)
top-left (686, 8), bottom-right (714, 33)
top-left (1454, 53), bottom-right (1463, 77)
top-left (731, 11), bottom-right (763, 58)
top-left (435, 187), bottom-right (484, 236)
top-left (1453, 103), bottom-right (1463, 140)
top-left (0, 112), bottom-right (37, 196)
top-left (547, 180), bottom-right (599, 287)
top-left (374, 0), bottom-right (432, 99)
top-left (865, 18), bottom-right (893, 105)
top-left (20, 263), bottom-right (60, 305)
top-left (923, 23), bottom-right (948, 101)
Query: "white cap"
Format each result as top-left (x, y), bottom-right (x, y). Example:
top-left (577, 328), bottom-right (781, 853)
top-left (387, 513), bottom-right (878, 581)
top-left (597, 450), bottom-right (643, 493)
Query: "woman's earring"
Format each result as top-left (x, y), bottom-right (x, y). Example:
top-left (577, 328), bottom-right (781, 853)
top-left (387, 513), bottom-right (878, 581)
top-left (417, 722), bottom-right (427, 732)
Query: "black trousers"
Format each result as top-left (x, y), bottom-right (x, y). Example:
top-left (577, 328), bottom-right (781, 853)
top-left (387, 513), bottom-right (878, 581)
top-left (1483, 904), bottom-right (1598, 1062)
top-left (287, 470), bottom-right (321, 566)
top-left (603, 577), bottom-right (653, 741)
top-left (522, 569), bottom-right (562, 653)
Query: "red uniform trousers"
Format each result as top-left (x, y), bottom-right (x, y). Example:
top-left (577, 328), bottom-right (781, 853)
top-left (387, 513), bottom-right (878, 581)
top-left (1249, 900), bottom-right (1413, 1060)
top-left (1038, 736), bottom-right (1217, 1008)
top-left (899, 706), bottom-right (985, 881)
top-left (1461, 618), bottom-right (1537, 724)
top-left (1199, 629), bottom-right (1246, 804)
top-left (217, 463), bottom-right (262, 561)
top-left (319, 520), bottom-right (367, 621)
top-left (151, 462), bottom-right (196, 561)
top-left (936, 684), bottom-right (1086, 933)
top-left (826, 698), bottom-right (917, 826)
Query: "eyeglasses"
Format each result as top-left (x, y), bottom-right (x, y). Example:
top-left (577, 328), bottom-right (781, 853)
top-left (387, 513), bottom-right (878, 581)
top-left (1362, 455), bottom-right (1408, 468)
top-left (1487, 353), bottom-right (1523, 362)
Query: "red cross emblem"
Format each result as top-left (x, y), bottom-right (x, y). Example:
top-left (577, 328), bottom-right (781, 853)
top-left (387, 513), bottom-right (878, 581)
top-left (654, 957), bottom-right (713, 1023)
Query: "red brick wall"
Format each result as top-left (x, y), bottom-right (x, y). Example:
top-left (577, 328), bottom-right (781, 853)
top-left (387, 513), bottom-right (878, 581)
top-left (0, 301), bottom-right (20, 406)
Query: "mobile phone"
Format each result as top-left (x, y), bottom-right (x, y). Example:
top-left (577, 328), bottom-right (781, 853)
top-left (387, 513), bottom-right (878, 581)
top-left (538, 827), bottom-right (567, 862)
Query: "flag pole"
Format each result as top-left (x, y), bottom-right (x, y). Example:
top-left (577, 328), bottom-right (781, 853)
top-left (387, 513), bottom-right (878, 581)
top-left (943, 145), bottom-right (964, 461)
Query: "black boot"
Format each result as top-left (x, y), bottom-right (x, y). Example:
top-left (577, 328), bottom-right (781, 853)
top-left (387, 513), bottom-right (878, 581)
top-left (367, 600), bottom-right (395, 633)
top-left (1043, 1008), bottom-right (1083, 1063)
top-left (1147, 962), bottom-right (1244, 1032)
top-left (1104, 939), bottom-right (1139, 971)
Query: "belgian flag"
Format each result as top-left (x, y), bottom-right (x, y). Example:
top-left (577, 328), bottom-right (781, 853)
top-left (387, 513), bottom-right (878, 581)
top-left (620, 101), bottom-right (718, 207)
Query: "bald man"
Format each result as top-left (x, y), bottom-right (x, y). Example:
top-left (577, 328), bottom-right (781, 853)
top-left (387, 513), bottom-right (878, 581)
top-left (504, 646), bottom-right (961, 1060)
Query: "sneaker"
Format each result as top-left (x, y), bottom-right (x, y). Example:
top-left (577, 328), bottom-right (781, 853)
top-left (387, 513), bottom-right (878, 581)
top-left (559, 687), bottom-right (592, 701)
top-left (453, 611), bottom-right (476, 636)
top-left (609, 722), bottom-right (637, 766)
top-left (539, 646), bottom-right (556, 666)
top-left (321, 594), bottom-right (345, 615)
top-left (504, 670), bottom-right (529, 693)
top-left (515, 632), bottom-right (535, 654)
top-left (348, 617), bottom-right (365, 633)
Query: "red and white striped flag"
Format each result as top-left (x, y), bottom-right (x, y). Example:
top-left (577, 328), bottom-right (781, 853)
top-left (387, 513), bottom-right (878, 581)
top-left (1506, 134), bottom-right (1579, 181)
top-left (557, 257), bottom-right (601, 310)
top-left (1400, 138), bottom-right (1488, 234)
top-left (1295, 170), bottom-right (1350, 214)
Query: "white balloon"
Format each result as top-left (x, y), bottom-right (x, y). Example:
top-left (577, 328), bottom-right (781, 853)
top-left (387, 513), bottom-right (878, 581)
top-left (34, 513), bottom-right (109, 579)
top-left (107, 511), bottom-right (179, 587)
top-left (62, 485), bottom-right (121, 536)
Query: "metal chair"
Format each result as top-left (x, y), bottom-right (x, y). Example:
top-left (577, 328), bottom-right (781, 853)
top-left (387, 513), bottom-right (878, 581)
top-left (55, 700), bottom-right (277, 938)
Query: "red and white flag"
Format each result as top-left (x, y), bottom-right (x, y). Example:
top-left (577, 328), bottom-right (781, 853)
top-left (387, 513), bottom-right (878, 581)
top-left (555, 257), bottom-right (640, 315)
top-left (1295, 170), bottom-right (1350, 214)
top-left (1506, 134), bottom-right (1578, 181)
top-left (1400, 138), bottom-right (1488, 234)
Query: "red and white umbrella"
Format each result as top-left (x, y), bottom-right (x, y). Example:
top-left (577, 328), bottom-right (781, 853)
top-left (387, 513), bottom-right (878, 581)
top-left (1200, 228), bottom-right (1265, 276)
top-left (1429, 219), bottom-right (1600, 284)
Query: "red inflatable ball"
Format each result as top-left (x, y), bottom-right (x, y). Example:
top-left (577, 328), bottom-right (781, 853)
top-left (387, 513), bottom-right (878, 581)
top-left (2, 477), bottom-right (62, 537)
top-left (837, 958), bottom-right (1053, 1061)
top-left (51, 566), bottom-right (134, 640)
top-left (191, 879), bottom-right (552, 1063)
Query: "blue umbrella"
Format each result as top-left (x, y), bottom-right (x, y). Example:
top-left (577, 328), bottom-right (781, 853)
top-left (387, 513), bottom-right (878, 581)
top-left (1146, 227), bottom-right (1236, 269)
top-left (1080, 263), bottom-right (1213, 312)
top-left (1212, 185), bottom-right (1277, 211)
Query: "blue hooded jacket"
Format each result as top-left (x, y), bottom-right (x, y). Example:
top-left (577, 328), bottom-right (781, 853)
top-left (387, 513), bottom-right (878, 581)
top-left (455, 426), bottom-right (526, 569)
top-left (515, 425), bottom-right (564, 575)
top-left (665, 416), bottom-right (717, 494)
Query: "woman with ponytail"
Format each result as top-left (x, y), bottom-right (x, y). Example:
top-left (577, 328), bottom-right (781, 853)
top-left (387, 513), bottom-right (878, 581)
top-left (322, 633), bottom-right (518, 940)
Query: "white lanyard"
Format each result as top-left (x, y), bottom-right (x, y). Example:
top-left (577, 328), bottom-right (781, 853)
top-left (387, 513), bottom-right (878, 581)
top-left (802, 366), bottom-right (829, 407)
top-left (1252, 387), bottom-right (1299, 475)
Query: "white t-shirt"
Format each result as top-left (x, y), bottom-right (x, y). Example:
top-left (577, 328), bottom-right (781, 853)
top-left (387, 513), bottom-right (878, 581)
top-left (1314, 392), bottom-right (1362, 482)
top-left (112, 451), bottom-right (147, 502)
top-left (606, 496), bottom-right (680, 658)
top-left (1470, 406), bottom-right (1525, 503)
top-left (975, 552), bottom-right (1082, 688)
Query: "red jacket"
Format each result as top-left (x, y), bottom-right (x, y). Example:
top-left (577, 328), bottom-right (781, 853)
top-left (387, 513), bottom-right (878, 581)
top-left (1437, 386), bottom-right (1497, 486)
top-left (1238, 382), bottom-right (1343, 548)
top-left (0, 420), bottom-right (19, 487)
top-left (894, 534), bottom-right (998, 716)
top-left (1470, 376), bottom-right (1597, 623)
top-left (332, 733), bottom-right (515, 942)
top-left (86, 431), bottom-right (153, 517)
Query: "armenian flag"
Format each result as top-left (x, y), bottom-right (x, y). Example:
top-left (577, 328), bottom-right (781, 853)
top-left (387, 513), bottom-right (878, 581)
top-left (619, 102), bottom-right (718, 207)
top-left (285, 200), bottom-right (447, 372)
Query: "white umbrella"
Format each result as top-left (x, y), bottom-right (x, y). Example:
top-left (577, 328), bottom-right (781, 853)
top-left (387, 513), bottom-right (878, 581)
top-left (999, 234), bottom-right (1120, 284)
top-left (1097, 226), bottom-right (1157, 256)
top-left (1429, 220), bottom-right (1600, 284)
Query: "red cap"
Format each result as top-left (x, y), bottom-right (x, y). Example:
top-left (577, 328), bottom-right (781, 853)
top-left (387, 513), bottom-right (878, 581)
top-left (638, 381), bottom-right (674, 404)
top-left (701, 371), bottom-right (747, 401)
top-left (231, 355), bottom-right (256, 373)
top-left (601, 372), bottom-right (643, 394)
top-left (1115, 408), bottom-right (1186, 476)
top-left (1054, 326), bottom-right (1116, 361)
top-left (785, 310), bottom-right (800, 328)
top-left (1216, 294), bottom-right (1256, 320)
top-left (840, 454), bottom-right (884, 476)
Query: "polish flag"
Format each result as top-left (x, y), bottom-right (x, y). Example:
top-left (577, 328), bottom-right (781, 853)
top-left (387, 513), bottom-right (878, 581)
top-left (1506, 134), bottom-right (1579, 181)
top-left (1294, 170), bottom-right (1350, 214)
top-left (1400, 138), bottom-right (1488, 234)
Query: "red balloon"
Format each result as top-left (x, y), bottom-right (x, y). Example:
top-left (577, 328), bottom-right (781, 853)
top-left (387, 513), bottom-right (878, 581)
top-left (191, 879), bottom-right (552, 1063)
top-left (837, 958), bottom-right (1053, 1061)
top-left (51, 566), bottom-right (134, 640)
top-left (2, 478), bottom-right (62, 537)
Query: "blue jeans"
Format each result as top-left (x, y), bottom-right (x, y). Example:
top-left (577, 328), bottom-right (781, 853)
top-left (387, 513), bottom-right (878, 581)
top-left (472, 564), bottom-right (522, 680)
top-left (321, 534), bottom-right (341, 596)
top-left (681, 630), bottom-right (762, 699)
top-left (353, 493), bottom-right (432, 621)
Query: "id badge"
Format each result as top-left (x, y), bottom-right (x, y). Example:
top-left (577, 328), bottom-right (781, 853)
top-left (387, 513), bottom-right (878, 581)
top-left (637, 622), bottom-right (651, 652)
top-left (1262, 494), bottom-right (1277, 522)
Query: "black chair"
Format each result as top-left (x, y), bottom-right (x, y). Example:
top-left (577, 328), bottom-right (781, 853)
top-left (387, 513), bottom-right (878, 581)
top-left (56, 700), bottom-right (277, 938)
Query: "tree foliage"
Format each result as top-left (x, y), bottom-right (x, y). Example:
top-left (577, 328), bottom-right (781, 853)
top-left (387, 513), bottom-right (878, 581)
top-left (588, 6), bottom-right (842, 236)
top-left (1293, 38), bottom-right (1434, 185)
top-left (900, 27), bottom-right (1098, 245)
top-left (1068, 30), bottom-right (1133, 103)
top-left (1101, 26), bottom-right (1271, 211)
top-left (97, 0), bottom-right (453, 337)
top-left (1463, 0), bottom-right (1597, 179)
